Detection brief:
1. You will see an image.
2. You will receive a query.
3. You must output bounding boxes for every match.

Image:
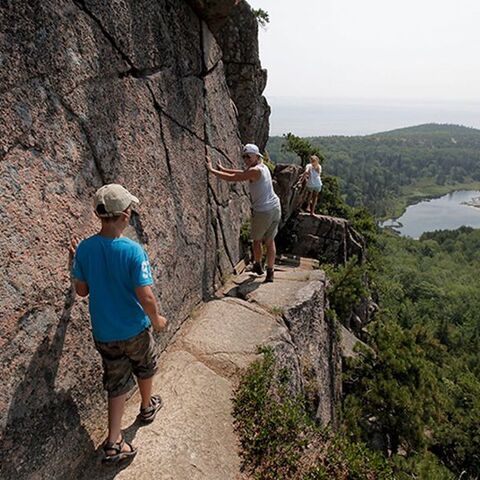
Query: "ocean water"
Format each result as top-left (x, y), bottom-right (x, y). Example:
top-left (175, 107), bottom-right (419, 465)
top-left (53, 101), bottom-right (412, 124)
top-left (268, 98), bottom-right (480, 136)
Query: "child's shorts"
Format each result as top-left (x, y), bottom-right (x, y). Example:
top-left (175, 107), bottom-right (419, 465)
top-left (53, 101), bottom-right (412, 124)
top-left (94, 327), bottom-right (158, 398)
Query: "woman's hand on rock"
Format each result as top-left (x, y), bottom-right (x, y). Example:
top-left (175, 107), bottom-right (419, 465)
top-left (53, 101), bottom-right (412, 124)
top-left (206, 155), bottom-right (214, 172)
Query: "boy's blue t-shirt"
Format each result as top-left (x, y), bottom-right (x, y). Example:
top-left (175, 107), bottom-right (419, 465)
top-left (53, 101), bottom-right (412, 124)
top-left (72, 235), bottom-right (153, 342)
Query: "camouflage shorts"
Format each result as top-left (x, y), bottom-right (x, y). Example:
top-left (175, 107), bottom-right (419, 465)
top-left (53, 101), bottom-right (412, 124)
top-left (94, 327), bottom-right (158, 398)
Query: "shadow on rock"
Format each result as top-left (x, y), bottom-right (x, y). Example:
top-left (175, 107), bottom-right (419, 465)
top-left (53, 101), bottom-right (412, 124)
top-left (0, 285), bottom-right (96, 480)
top-left (76, 418), bottom-right (146, 480)
top-left (224, 274), bottom-right (263, 299)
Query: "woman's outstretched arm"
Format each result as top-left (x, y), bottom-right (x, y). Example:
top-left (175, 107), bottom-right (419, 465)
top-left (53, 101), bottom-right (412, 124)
top-left (217, 163), bottom-right (244, 174)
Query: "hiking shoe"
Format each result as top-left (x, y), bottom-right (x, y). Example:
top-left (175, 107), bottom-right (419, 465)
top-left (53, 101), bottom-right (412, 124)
top-left (251, 262), bottom-right (264, 275)
top-left (264, 268), bottom-right (274, 283)
top-left (138, 394), bottom-right (163, 423)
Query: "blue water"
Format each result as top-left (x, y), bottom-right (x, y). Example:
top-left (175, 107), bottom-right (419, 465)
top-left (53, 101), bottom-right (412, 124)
top-left (268, 98), bottom-right (480, 136)
top-left (380, 190), bottom-right (480, 239)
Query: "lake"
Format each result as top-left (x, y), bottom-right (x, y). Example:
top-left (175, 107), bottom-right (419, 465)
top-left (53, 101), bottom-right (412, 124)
top-left (380, 190), bottom-right (480, 239)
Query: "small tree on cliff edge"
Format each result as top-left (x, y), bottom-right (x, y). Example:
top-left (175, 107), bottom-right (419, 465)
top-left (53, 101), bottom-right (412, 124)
top-left (281, 133), bottom-right (325, 167)
top-left (252, 8), bottom-right (269, 28)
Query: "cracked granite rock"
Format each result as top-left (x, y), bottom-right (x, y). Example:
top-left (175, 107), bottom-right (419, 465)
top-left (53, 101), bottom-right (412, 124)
top-left (0, 1), bottom-right (266, 477)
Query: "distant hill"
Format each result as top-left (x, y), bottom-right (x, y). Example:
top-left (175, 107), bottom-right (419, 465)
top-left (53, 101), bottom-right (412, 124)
top-left (267, 124), bottom-right (480, 216)
top-left (372, 123), bottom-right (480, 137)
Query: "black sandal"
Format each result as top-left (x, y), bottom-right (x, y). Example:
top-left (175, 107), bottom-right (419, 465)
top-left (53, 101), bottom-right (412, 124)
top-left (138, 394), bottom-right (163, 423)
top-left (102, 434), bottom-right (137, 464)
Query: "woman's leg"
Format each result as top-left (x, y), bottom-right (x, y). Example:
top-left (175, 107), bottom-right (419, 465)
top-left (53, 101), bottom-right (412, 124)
top-left (310, 191), bottom-right (319, 215)
top-left (264, 238), bottom-right (276, 269)
top-left (304, 190), bottom-right (312, 211)
top-left (253, 239), bottom-right (263, 264)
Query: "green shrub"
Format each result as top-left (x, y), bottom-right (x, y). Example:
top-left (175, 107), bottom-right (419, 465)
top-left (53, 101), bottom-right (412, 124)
top-left (324, 258), bottom-right (370, 323)
top-left (233, 348), bottom-right (393, 480)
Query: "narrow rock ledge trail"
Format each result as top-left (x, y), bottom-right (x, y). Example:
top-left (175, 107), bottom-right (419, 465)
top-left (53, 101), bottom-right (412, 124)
top-left (80, 258), bottom-right (324, 480)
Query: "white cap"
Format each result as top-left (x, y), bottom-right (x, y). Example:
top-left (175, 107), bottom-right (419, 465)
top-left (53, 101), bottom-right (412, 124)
top-left (94, 184), bottom-right (139, 217)
top-left (242, 143), bottom-right (263, 158)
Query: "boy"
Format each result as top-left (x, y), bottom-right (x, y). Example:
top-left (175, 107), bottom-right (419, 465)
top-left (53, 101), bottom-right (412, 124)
top-left (70, 184), bottom-right (167, 463)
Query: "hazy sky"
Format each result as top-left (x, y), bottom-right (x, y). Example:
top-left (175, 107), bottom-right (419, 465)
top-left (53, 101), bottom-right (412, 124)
top-left (248, 0), bottom-right (480, 102)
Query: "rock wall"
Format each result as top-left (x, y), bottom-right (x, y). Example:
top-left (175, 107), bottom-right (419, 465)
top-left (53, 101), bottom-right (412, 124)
top-left (272, 163), bottom-right (305, 227)
top-left (186, 0), bottom-right (270, 150)
top-left (0, 1), bottom-right (267, 478)
top-left (211, 1), bottom-right (271, 150)
top-left (274, 274), bottom-right (341, 426)
top-left (279, 213), bottom-right (365, 265)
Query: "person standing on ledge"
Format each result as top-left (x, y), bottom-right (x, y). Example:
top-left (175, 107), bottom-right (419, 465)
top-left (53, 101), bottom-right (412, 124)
top-left (302, 154), bottom-right (323, 216)
top-left (206, 144), bottom-right (281, 283)
top-left (69, 184), bottom-right (167, 463)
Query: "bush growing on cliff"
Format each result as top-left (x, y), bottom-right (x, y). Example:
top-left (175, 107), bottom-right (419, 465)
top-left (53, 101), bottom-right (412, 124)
top-left (325, 258), bottom-right (370, 324)
top-left (233, 348), bottom-right (393, 480)
top-left (252, 8), bottom-right (270, 28)
top-left (343, 319), bottom-right (442, 456)
top-left (282, 133), bottom-right (325, 167)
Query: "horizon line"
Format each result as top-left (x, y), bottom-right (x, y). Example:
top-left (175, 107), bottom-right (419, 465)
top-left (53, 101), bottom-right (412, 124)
top-left (265, 95), bottom-right (480, 105)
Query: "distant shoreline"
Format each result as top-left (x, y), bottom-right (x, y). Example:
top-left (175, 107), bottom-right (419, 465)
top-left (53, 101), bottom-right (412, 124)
top-left (380, 182), bottom-right (480, 221)
top-left (462, 196), bottom-right (480, 209)
top-left (267, 99), bottom-right (480, 137)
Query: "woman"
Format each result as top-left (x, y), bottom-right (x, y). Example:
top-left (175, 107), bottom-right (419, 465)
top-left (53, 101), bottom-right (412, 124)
top-left (302, 155), bottom-right (323, 216)
top-left (206, 144), bottom-right (281, 283)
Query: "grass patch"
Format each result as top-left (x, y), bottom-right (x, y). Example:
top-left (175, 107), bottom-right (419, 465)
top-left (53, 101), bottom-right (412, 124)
top-left (269, 306), bottom-right (285, 316)
top-left (232, 348), bottom-right (393, 480)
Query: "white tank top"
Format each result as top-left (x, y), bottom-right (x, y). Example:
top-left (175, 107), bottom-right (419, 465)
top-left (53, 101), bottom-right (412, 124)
top-left (249, 163), bottom-right (281, 212)
top-left (306, 164), bottom-right (322, 188)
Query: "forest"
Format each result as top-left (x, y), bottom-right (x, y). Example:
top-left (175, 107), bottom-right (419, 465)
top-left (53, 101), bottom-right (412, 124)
top-left (267, 124), bottom-right (480, 216)
top-left (232, 131), bottom-right (480, 478)
top-left (334, 227), bottom-right (480, 478)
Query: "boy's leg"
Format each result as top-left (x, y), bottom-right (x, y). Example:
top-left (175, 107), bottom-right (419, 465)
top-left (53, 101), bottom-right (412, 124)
top-left (128, 328), bottom-right (162, 421)
top-left (138, 376), bottom-right (154, 409)
top-left (107, 393), bottom-right (128, 444)
top-left (94, 339), bottom-right (136, 455)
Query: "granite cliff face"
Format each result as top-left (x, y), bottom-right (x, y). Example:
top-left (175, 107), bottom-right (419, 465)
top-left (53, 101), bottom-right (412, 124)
top-left (0, 1), bottom-right (267, 477)
top-left (188, 0), bottom-right (270, 149)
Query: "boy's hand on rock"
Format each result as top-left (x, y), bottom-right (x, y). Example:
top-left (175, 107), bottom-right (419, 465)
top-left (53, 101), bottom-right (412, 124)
top-left (152, 315), bottom-right (168, 332)
top-left (69, 237), bottom-right (80, 263)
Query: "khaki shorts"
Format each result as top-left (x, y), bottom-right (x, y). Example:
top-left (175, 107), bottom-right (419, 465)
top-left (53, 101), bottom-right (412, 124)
top-left (251, 205), bottom-right (282, 241)
top-left (94, 327), bottom-right (158, 398)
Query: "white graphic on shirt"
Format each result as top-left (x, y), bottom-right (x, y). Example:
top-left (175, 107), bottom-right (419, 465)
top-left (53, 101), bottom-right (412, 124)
top-left (141, 260), bottom-right (152, 280)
